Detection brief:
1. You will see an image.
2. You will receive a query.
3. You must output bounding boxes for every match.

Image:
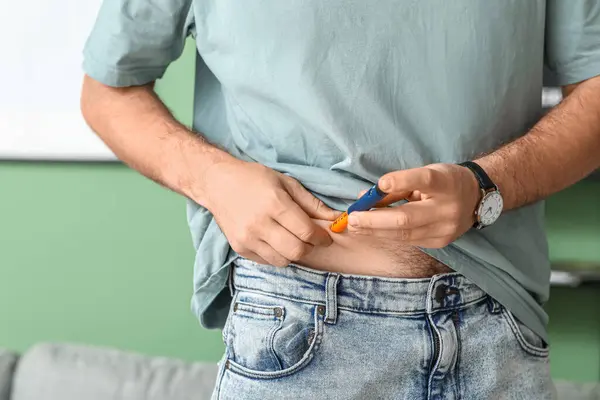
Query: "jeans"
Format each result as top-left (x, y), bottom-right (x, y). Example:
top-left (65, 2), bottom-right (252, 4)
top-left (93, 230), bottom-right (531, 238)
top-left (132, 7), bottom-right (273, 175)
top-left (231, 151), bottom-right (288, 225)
top-left (211, 258), bottom-right (555, 400)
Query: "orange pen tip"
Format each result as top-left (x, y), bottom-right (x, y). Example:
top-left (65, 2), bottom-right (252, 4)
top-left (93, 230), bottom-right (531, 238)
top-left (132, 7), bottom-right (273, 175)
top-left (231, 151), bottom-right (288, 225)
top-left (330, 212), bottom-right (349, 233)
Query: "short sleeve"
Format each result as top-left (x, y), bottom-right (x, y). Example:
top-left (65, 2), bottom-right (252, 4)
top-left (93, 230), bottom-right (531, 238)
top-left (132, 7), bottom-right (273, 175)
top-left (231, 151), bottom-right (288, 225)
top-left (545, 1), bottom-right (600, 86)
top-left (83, 0), bottom-right (195, 87)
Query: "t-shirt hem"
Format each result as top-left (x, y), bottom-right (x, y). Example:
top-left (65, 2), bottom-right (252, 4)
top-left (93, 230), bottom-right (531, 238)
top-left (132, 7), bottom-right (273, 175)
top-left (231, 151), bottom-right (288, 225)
top-left (550, 60), bottom-right (600, 86)
top-left (192, 254), bottom-right (239, 330)
top-left (421, 246), bottom-right (549, 343)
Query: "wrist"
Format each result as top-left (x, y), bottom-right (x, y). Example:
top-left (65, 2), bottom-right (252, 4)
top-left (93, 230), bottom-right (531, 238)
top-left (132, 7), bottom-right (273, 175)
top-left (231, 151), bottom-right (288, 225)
top-left (474, 155), bottom-right (514, 210)
top-left (193, 152), bottom-right (244, 209)
top-left (164, 136), bottom-right (241, 208)
top-left (459, 164), bottom-right (483, 226)
top-left (459, 159), bottom-right (505, 228)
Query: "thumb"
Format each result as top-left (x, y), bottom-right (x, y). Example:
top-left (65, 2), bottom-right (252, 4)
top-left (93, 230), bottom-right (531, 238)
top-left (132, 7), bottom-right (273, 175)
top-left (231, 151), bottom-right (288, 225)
top-left (283, 179), bottom-right (340, 221)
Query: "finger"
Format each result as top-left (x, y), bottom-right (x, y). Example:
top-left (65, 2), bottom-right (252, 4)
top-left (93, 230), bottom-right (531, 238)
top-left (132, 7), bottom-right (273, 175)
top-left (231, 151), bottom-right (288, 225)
top-left (252, 241), bottom-right (291, 267)
top-left (264, 220), bottom-right (314, 261)
top-left (347, 201), bottom-right (442, 230)
top-left (348, 222), bottom-right (455, 241)
top-left (407, 190), bottom-right (423, 201)
top-left (236, 251), bottom-right (270, 266)
top-left (273, 200), bottom-right (333, 246)
top-left (378, 168), bottom-right (445, 195)
top-left (277, 182), bottom-right (335, 246)
top-left (283, 178), bottom-right (340, 221)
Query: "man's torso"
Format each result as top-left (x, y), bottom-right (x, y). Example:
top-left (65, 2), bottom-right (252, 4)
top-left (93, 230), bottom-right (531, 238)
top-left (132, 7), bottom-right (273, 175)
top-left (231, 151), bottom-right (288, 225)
top-left (191, 0), bottom-right (546, 278)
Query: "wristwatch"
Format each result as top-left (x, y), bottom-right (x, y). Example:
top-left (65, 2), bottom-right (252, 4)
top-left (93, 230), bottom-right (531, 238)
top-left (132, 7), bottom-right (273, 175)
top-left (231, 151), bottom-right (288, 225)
top-left (458, 161), bottom-right (503, 229)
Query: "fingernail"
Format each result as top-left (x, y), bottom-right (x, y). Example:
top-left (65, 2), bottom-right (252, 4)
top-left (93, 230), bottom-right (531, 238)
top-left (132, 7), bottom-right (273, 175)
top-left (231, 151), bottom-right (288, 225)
top-left (379, 179), bottom-right (391, 191)
top-left (348, 214), bottom-right (359, 227)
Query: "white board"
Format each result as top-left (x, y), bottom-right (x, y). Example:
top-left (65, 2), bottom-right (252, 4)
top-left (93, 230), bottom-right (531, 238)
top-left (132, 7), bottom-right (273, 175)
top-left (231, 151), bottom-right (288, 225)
top-left (0, 0), bottom-right (116, 161)
top-left (0, 1), bottom-right (562, 161)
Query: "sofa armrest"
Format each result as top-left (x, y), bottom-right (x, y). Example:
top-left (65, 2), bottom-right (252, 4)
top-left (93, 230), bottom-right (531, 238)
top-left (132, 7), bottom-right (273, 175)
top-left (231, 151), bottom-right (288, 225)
top-left (0, 349), bottom-right (19, 400)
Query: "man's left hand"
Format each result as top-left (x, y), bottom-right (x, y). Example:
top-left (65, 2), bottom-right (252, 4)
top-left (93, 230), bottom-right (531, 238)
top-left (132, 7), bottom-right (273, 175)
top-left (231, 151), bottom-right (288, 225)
top-left (347, 164), bottom-right (481, 248)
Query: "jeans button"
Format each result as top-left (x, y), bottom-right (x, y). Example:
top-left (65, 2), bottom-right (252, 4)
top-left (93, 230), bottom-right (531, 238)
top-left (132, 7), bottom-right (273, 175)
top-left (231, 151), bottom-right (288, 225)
top-left (435, 284), bottom-right (447, 303)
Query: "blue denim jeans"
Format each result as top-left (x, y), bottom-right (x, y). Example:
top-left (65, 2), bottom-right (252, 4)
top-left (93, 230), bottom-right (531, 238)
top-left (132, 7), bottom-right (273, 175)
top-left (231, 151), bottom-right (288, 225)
top-left (212, 258), bottom-right (555, 399)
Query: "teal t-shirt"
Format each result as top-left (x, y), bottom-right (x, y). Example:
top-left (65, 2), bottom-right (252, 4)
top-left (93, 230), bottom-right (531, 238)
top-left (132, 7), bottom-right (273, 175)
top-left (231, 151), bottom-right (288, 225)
top-left (84, 1), bottom-right (600, 340)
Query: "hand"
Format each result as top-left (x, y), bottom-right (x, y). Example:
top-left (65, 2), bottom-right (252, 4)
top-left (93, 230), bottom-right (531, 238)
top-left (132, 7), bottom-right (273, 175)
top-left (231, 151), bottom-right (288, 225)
top-left (347, 164), bottom-right (480, 248)
top-left (202, 159), bottom-right (339, 266)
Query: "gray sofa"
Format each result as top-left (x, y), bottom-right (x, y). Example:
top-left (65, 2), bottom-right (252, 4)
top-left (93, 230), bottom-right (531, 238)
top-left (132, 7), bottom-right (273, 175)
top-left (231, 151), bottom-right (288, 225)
top-left (1, 343), bottom-right (599, 399)
top-left (0, 344), bottom-right (218, 400)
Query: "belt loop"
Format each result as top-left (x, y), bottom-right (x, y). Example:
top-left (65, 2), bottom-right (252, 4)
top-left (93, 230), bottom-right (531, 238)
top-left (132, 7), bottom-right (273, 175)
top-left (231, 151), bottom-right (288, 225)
top-left (425, 275), bottom-right (439, 314)
top-left (227, 261), bottom-right (235, 297)
top-left (324, 273), bottom-right (340, 325)
top-left (487, 296), bottom-right (502, 314)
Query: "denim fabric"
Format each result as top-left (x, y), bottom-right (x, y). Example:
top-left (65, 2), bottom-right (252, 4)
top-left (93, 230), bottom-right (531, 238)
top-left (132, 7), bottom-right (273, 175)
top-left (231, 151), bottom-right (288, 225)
top-left (212, 259), bottom-right (554, 400)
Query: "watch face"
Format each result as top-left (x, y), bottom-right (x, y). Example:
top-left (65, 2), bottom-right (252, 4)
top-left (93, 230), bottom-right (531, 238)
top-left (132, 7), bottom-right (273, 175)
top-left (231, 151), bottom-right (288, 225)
top-left (478, 192), bottom-right (503, 226)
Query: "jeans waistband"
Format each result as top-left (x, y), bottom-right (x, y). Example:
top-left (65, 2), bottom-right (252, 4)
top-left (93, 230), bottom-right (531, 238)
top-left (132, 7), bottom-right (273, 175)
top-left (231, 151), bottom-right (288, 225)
top-left (232, 258), bottom-right (489, 316)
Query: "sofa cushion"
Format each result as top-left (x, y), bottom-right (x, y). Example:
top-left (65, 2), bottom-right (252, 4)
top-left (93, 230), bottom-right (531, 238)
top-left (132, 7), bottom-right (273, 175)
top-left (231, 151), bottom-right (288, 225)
top-left (11, 343), bottom-right (219, 400)
top-left (554, 380), bottom-right (600, 400)
top-left (0, 349), bottom-right (19, 400)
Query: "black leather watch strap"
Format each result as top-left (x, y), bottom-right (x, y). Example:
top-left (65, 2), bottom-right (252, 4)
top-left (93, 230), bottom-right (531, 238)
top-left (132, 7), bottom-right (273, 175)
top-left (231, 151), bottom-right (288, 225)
top-left (458, 161), bottom-right (496, 191)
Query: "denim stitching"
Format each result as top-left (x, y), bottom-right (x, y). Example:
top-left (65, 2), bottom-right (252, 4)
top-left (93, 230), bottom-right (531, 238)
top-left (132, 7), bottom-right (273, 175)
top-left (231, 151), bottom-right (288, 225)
top-left (266, 312), bottom-right (284, 371)
top-left (426, 313), bottom-right (443, 400)
top-left (226, 305), bottom-right (324, 380)
top-left (337, 297), bottom-right (488, 316)
top-left (222, 291), bottom-right (240, 345)
top-left (501, 309), bottom-right (549, 358)
top-left (452, 311), bottom-right (462, 400)
top-left (234, 284), bottom-right (488, 316)
top-left (234, 300), bottom-right (282, 317)
top-left (232, 301), bottom-right (286, 369)
top-left (233, 286), bottom-right (323, 308)
top-left (324, 273), bottom-right (340, 324)
top-left (213, 349), bottom-right (231, 400)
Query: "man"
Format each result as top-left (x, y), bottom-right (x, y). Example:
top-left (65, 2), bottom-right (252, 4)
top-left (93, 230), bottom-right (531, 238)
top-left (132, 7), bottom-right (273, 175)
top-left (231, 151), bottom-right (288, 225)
top-left (81, 1), bottom-right (600, 398)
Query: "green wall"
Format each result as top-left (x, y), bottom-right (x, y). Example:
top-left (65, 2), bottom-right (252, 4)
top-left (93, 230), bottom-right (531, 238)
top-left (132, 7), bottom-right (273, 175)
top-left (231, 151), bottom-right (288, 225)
top-left (1, 40), bottom-right (599, 382)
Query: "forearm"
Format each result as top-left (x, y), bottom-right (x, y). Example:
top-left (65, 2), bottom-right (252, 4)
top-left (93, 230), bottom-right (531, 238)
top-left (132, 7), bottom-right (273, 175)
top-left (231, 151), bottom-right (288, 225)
top-left (477, 76), bottom-right (600, 210)
top-left (80, 75), bottom-right (236, 206)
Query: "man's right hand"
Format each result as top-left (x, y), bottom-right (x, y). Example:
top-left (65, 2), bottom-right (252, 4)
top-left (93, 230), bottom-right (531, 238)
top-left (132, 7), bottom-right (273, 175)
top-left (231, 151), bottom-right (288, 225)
top-left (202, 160), bottom-right (339, 267)
top-left (80, 77), bottom-right (337, 268)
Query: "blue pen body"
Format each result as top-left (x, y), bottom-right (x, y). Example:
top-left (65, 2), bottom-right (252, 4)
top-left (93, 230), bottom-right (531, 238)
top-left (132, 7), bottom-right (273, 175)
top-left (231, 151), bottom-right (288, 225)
top-left (347, 184), bottom-right (387, 214)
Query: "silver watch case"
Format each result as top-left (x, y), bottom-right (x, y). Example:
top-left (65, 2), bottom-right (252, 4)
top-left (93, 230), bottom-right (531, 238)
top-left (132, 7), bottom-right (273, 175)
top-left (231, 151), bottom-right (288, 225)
top-left (475, 189), bottom-right (503, 229)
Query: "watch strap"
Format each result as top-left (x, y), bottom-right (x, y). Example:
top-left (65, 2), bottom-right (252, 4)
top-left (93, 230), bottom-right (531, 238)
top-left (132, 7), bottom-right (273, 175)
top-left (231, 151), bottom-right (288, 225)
top-left (458, 161), bottom-right (496, 192)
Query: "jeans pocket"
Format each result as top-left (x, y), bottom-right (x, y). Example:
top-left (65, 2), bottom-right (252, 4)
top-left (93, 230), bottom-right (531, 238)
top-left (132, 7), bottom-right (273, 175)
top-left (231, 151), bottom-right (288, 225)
top-left (224, 289), bottom-right (324, 380)
top-left (500, 308), bottom-right (549, 358)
